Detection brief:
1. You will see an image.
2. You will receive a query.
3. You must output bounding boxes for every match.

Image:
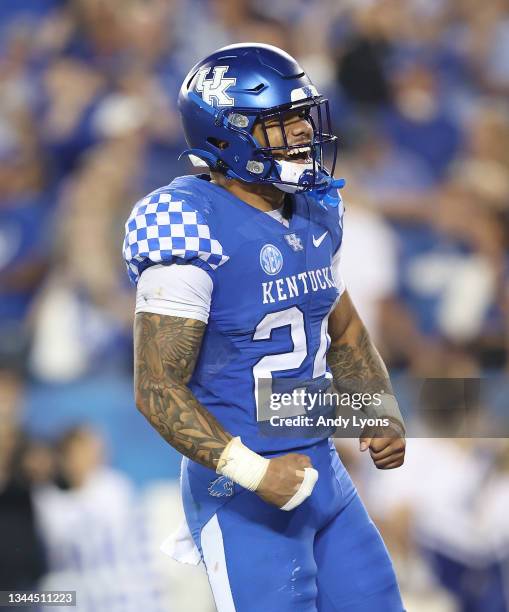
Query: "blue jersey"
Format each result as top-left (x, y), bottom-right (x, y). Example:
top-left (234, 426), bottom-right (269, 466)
top-left (124, 174), bottom-right (344, 453)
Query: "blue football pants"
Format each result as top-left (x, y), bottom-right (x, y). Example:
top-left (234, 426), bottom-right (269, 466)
top-left (181, 439), bottom-right (404, 611)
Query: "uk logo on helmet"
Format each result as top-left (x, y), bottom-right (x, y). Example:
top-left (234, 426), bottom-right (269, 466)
top-left (195, 65), bottom-right (236, 107)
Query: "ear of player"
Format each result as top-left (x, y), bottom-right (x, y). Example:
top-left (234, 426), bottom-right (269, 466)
top-left (217, 437), bottom-right (318, 511)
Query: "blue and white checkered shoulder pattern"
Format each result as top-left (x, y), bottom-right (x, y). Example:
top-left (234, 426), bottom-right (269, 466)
top-left (123, 191), bottom-right (229, 285)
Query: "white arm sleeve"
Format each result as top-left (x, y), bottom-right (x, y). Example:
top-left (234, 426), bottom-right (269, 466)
top-left (331, 246), bottom-right (346, 297)
top-left (135, 263), bottom-right (213, 323)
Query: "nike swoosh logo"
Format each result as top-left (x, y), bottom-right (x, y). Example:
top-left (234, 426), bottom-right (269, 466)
top-left (312, 231), bottom-right (328, 248)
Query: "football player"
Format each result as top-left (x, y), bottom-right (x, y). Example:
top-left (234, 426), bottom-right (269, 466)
top-left (124, 43), bottom-right (406, 611)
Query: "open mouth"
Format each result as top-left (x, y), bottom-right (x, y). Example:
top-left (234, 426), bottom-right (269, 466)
top-left (275, 145), bottom-right (312, 164)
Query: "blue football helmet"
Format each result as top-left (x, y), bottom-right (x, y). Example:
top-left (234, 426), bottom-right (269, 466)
top-left (178, 43), bottom-right (338, 194)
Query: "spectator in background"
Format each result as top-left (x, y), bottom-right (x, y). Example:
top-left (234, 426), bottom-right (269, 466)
top-left (339, 190), bottom-right (399, 343)
top-left (29, 135), bottom-right (141, 382)
top-left (382, 60), bottom-right (463, 182)
top-left (39, 56), bottom-right (106, 179)
top-left (0, 368), bottom-right (47, 592)
top-left (0, 432), bottom-right (49, 593)
top-left (364, 386), bottom-right (509, 611)
top-left (453, 0), bottom-right (509, 97)
top-left (343, 120), bottom-right (435, 219)
top-left (0, 112), bottom-right (53, 365)
top-left (333, 1), bottom-right (395, 110)
top-left (33, 426), bottom-right (167, 612)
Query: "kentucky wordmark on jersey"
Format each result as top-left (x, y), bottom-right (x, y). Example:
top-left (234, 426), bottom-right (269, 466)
top-left (123, 174), bottom-right (345, 454)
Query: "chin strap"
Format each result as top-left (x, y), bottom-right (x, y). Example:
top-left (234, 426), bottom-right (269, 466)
top-left (274, 162), bottom-right (346, 209)
top-left (306, 173), bottom-right (346, 210)
top-left (274, 160), bottom-right (314, 193)
top-left (180, 151), bottom-right (345, 209)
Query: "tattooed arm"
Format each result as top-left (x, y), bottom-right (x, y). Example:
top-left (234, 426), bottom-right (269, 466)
top-left (134, 312), bottom-right (232, 470)
top-left (327, 291), bottom-right (393, 397)
top-left (327, 291), bottom-right (405, 468)
top-left (134, 311), bottom-right (316, 503)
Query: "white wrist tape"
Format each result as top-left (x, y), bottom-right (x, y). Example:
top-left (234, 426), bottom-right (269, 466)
top-left (280, 467), bottom-right (319, 511)
top-left (216, 437), bottom-right (269, 491)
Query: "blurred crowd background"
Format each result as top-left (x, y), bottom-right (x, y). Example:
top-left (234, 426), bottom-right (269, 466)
top-left (1, 0), bottom-right (509, 610)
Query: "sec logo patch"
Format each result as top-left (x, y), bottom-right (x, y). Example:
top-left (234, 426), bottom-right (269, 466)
top-left (260, 244), bottom-right (283, 276)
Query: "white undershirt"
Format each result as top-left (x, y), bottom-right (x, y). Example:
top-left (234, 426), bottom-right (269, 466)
top-left (265, 207), bottom-right (289, 228)
top-left (135, 210), bottom-right (345, 323)
top-left (136, 263), bottom-right (213, 323)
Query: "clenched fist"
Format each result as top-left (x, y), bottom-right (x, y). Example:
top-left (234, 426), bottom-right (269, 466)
top-left (359, 419), bottom-right (406, 469)
top-left (256, 452), bottom-right (315, 508)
